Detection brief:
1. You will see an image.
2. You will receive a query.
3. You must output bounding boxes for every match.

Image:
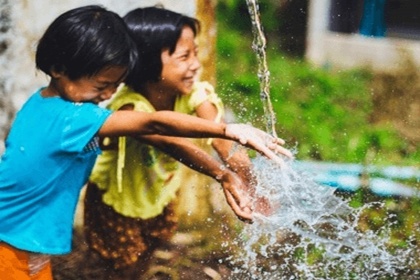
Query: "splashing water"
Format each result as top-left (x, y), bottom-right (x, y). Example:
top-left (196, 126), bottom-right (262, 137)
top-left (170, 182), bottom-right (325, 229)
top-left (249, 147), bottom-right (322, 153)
top-left (225, 157), bottom-right (418, 279)
top-left (228, 1), bottom-right (419, 278)
top-left (230, 0), bottom-right (420, 280)
top-left (245, 0), bottom-right (277, 137)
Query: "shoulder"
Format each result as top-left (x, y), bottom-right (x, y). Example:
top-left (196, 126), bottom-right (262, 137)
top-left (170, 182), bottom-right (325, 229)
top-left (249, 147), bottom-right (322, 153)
top-left (192, 81), bottom-right (215, 96)
top-left (108, 85), bottom-right (154, 112)
top-left (186, 81), bottom-right (216, 104)
top-left (188, 81), bottom-right (222, 108)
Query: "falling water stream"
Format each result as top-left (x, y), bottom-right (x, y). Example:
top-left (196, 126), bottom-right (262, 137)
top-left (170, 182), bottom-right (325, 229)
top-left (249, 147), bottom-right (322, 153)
top-left (245, 0), bottom-right (277, 137)
top-left (224, 1), bottom-right (419, 279)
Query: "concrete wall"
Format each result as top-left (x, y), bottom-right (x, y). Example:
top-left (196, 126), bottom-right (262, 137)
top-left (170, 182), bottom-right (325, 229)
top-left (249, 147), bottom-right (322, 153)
top-left (306, 0), bottom-right (420, 71)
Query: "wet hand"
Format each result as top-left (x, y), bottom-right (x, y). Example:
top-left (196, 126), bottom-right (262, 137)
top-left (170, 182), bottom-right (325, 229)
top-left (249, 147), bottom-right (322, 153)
top-left (236, 170), bottom-right (274, 217)
top-left (225, 124), bottom-right (293, 165)
top-left (219, 170), bottom-right (254, 223)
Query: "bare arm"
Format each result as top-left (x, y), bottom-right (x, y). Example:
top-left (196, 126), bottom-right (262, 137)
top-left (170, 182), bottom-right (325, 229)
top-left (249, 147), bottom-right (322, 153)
top-left (99, 110), bottom-right (226, 138)
top-left (195, 101), bottom-right (253, 173)
top-left (135, 134), bottom-right (253, 221)
top-left (98, 110), bottom-right (292, 163)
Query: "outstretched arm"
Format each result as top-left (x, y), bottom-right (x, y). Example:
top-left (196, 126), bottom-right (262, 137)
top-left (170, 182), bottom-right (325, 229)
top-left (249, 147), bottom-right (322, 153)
top-left (135, 134), bottom-right (253, 222)
top-left (99, 110), bottom-right (292, 163)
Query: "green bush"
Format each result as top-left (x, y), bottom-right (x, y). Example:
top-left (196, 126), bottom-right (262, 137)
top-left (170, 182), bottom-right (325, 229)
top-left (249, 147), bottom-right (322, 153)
top-left (216, 7), bottom-right (419, 166)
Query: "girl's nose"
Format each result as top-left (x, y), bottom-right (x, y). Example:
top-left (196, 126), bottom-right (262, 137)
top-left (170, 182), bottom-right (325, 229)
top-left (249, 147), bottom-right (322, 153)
top-left (101, 88), bottom-right (116, 101)
top-left (190, 56), bottom-right (201, 71)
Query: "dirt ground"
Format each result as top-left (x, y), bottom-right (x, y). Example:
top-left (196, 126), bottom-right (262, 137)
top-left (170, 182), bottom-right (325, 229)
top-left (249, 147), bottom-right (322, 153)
top-left (51, 228), bottom-right (235, 280)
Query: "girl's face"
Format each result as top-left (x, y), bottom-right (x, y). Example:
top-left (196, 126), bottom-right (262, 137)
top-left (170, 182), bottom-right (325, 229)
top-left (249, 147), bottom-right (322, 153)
top-left (160, 26), bottom-right (201, 95)
top-left (48, 66), bottom-right (126, 104)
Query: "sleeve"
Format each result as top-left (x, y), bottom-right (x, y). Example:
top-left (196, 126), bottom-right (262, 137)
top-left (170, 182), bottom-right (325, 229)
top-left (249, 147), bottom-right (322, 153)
top-left (61, 103), bottom-right (112, 152)
top-left (188, 81), bottom-right (225, 123)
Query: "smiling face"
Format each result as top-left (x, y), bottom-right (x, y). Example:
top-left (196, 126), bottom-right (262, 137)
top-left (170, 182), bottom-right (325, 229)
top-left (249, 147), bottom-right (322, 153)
top-left (159, 26), bottom-right (201, 96)
top-left (45, 66), bottom-right (127, 104)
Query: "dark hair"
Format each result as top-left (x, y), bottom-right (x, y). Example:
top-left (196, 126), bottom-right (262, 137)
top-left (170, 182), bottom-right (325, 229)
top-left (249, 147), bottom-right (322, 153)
top-left (123, 6), bottom-right (200, 90)
top-left (36, 5), bottom-right (138, 80)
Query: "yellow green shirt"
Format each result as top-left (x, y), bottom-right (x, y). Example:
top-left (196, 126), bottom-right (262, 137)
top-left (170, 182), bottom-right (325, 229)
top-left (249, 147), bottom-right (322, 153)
top-left (89, 81), bottom-right (224, 219)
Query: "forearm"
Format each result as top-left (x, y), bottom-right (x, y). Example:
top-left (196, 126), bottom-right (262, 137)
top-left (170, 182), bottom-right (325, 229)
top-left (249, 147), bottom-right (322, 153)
top-left (160, 138), bottom-right (254, 222)
top-left (148, 111), bottom-right (229, 138)
top-left (100, 110), bottom-right (227, 139)
top-left (100, 110), bottom-right (292, 163)
top-left (212, 138), bottom-right (253, 175)
top-left (136, 134), bottom-right (254, 222)
top-left (137, 135), bottom-right (227, 181)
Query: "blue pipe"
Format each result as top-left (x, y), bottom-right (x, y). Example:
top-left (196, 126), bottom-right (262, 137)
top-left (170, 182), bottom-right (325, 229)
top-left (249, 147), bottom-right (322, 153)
top-left (292, 161), bottom-right (420, 197)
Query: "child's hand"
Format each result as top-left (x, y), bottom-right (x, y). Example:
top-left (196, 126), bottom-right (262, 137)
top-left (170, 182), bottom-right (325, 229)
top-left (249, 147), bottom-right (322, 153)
top-left (225, 124), bottom-right (293, 165)
top-left (252, 195), bottom-right (274, 216)
top-left (218, 170), bottom-right (254, 223)
top-left (236, 169), bottom-right (274, 217)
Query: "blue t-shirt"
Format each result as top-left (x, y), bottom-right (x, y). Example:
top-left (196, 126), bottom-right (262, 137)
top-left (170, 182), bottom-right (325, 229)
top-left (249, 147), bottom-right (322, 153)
top-left (0, 88), bottom-right (112, 254)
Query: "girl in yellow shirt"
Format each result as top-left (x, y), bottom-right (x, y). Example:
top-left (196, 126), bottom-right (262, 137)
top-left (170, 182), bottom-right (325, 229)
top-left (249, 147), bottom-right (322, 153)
top-left (84, 6), bottom-right (292, 280)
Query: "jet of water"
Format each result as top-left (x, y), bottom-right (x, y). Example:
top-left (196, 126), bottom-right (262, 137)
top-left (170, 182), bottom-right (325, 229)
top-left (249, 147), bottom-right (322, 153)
top-left (245, 0), bottom-right (277, 137)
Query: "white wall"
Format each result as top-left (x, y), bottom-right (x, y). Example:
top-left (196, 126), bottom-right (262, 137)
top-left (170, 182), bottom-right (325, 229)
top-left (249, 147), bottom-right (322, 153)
top-left (305, 0), bottom-right (420, 71)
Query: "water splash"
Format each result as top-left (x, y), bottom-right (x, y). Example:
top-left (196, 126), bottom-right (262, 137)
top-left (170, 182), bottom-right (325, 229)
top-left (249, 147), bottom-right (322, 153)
top-left (238, 1), bottom-right (418, 278)
top-left (245, 0), bottom-right (277, 137)
top-left (225, 157), bottom-right (418, 279)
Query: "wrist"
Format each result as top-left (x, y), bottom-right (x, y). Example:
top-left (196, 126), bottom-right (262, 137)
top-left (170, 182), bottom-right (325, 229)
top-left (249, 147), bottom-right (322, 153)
top-left (214, 164), bottom-right (229, 182)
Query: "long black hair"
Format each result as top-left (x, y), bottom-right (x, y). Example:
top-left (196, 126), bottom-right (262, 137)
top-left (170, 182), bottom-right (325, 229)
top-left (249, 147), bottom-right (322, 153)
top-left (36, 5), bottom-right (138, 80)
top-left (123, 6), bottom-right (200, 91)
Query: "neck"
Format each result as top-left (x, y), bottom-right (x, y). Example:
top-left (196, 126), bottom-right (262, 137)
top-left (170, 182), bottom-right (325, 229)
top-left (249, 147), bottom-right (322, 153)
top-left (141, 83), bottom-right (177, 111)
top-left (41, 79), bottom-right (60, 98)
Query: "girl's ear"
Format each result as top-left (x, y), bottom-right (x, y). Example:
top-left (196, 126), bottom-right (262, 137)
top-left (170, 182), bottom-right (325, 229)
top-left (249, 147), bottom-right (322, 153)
top-left (50, 65), bottom-right (67, 79)
top-left (50, 68), bottom-right (63, 79)
top-left (161, 49), bottom-right (170, 64)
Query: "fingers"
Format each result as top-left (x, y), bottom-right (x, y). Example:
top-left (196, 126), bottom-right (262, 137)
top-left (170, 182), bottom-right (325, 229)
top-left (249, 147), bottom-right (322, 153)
top-left (242, 126), bottom-right (293, 158)
top-left (262, 133), bottom-right (293, 158)
top-left (245, 138), bottom-right (290, 166)
top-left (250, 131), bottom-right (294, 164)
top-left (269, 135), bottom-right (285, 146)
top-left (275, 145), bottom-right (294, 159)
top-left (221, 175), bottom-right (254, 222)
top-left (225, 123), bottom-right (293, 166)
top-left (225, 191), bottom-right (253, 223)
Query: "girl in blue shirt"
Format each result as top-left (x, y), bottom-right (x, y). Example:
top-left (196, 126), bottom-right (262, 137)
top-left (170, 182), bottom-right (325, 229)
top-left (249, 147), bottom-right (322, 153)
top-left (0, 5), bottom-right (291, 280)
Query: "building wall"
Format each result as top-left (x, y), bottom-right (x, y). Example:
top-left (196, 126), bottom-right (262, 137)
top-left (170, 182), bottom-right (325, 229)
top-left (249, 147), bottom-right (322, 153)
top-left (306, 0), bottom-right (420, 71)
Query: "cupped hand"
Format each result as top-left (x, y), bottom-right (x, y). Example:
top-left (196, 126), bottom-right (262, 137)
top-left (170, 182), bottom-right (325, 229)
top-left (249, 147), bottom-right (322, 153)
top-left (218, 170), bottom-right (254, 223)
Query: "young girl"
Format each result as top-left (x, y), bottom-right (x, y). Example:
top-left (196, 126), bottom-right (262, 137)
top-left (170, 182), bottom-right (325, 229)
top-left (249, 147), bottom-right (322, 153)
top-left (83, 6), bottom-right (291, 279)
top-left (0, 5), bottom-right (291, 280)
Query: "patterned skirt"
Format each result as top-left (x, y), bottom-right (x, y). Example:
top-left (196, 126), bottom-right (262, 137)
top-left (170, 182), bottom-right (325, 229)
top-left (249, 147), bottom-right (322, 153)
top-left (83, 182), bottom-right (178, 270)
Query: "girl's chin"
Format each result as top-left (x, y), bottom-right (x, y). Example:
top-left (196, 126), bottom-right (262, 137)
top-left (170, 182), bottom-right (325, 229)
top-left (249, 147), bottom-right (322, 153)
top-left (181, 85), bottom-right (193, 94)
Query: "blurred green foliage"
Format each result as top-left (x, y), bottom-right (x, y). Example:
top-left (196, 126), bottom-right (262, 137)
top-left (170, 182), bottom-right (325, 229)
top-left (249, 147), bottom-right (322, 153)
top-left (215, 0), bottom-right (420, 167)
